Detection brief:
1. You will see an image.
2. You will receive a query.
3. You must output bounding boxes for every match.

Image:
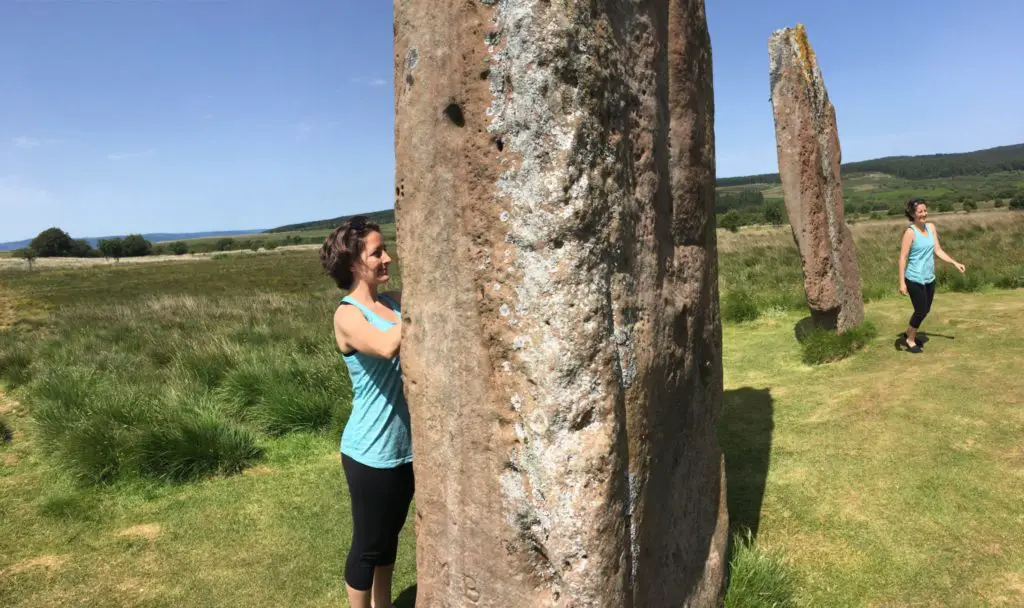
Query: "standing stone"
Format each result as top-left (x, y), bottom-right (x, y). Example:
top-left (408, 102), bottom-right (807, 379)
top-left (394, 1), bottom-right (726, 606)
top-left (768, 25), bottom-right (864, 332)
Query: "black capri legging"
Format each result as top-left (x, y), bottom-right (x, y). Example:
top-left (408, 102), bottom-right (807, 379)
top-left (341, 454), bottom-right (415, 591)
top-left (906, 279), bottom-right (936, 329)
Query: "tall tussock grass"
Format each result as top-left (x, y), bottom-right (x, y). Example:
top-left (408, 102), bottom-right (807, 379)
top-left (0, 291), bottom-right (352, 484)
top-left (718, 213), bottom-right (1024, 322)
top-left (724, 531), bottom-right (797, 608)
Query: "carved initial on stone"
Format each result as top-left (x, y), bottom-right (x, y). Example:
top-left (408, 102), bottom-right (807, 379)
top-left (463, 574), bottom-right (481, 604)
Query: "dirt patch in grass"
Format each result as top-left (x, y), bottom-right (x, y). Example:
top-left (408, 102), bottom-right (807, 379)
top-left (116, 524), bottom-right (162, 542)
top-left (243, 465), bottom-right (275, 477)
top-left (2, 554), bottom-right (67, 576)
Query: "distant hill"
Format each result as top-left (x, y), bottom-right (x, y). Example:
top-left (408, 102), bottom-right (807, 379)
top-left (0, 229), bottom-right (263, 252)
top-left (717, 142), bottom-right (1024, 186)
top-left (266, 209), bottom-right (396, 233)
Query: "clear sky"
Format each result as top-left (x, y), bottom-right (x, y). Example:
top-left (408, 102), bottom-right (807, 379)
top-left (2, 0), bottom-right (1022, 242)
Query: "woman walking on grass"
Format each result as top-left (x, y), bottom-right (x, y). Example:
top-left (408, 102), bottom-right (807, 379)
top-left (321, 216), bottom-right (412, 608)
top-left (898, 198), bottom-right (966, 353)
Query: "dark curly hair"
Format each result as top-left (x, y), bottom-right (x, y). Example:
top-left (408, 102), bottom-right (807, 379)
top-left (905, 197), bottom-right (926, 221)
top-left (319, 216), bottom-right (381, 290)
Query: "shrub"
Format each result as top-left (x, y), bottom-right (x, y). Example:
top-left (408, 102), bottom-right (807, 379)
top-left (12, 247), bottom-right (38, 270)
top-left (993, 269), bottom-right (1024, 289)
top-left (724, 531), bottom-right (797, 608)
top-left (994, 199), bottom-right (1005, 208)
top-left (723, 291), bottom-right (760, 323)
top-left (800, 321), bottom-right (877, 365)
top-left (122, 234), bottom-right (153, 257)
top-left (1010, 195), bottom-right (1024, 210)
top-left (943, 270), bottom-right (984, 293)
top-left (936, 202), bottom-right (953, 213)
top-left (720, 210), bottom-right (743, 233)
top-left (169, 241), bottom-right (189, 255)
top-left (0, 414), bottom-right (12, 444)
top-left (963, 200), bottom-right (977, 212)
top-left (98, 238), bottom-right (124, 261)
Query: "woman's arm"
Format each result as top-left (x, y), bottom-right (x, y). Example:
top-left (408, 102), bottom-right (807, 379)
top-left (333, 305), bottom-right (402, 359)
top-left (898, 229), bottom-right (914, 294)
top-left (929, 224), bottom-right (966, 273)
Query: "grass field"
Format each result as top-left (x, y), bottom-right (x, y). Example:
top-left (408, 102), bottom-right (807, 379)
top-left (1, 219), bottom-right (1022, 606)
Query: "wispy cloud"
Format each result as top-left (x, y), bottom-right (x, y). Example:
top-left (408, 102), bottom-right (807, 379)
top-left (0, 175), bottom-right (56, 210)
top-left (13, 137), bottom-right (42, 149)
top-left (107, 149), bottom-right (157, 161)
top-left (349, 77), bottom-right (387, 87)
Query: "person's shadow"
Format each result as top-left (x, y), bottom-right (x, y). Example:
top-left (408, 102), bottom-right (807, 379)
top-left (394, 584), bottom-right (417, 608)
top-left (718, 387), bottom-right (774, 539)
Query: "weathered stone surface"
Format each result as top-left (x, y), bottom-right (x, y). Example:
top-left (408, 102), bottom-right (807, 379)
top-left (769, 25), bottom-right (864, 332)
top-left (394, 1), bottom-right (725, 605)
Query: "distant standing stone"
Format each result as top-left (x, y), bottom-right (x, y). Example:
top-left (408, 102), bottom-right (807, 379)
top-left (769, 24), bottom-right (865, 332)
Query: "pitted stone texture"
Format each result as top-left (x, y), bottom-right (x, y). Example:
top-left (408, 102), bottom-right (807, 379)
top-left (769, 25), bottom-right (864, 332)
top-left (395, 0), bottom-right (725, 605)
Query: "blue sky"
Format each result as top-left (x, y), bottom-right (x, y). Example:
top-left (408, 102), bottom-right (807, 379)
top-left (2, 0), bottom-right (1022, 242)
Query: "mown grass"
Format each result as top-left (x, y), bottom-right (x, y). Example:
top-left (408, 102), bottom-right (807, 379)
top-left (719, 291), bottom-right (1024, 606)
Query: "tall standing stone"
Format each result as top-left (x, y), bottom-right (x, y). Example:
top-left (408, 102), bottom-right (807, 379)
top-left (769, 25), bottom-right (864, 332)
top-left (394, 1), bottom-right (726, 605)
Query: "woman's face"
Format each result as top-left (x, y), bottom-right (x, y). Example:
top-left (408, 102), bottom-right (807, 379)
top-left (352, 230), bottom-right (392, 287)
top-left (913, 203), bottom-right (928, 223)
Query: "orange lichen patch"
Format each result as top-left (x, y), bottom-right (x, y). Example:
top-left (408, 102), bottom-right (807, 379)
top-left (793, 24), bottom-right (818, 83)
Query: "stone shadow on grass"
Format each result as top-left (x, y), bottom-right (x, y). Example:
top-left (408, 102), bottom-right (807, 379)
top-left (719, 387), bottom-right (774, 539)
top-left (394, 584), bottom-right (416, 608)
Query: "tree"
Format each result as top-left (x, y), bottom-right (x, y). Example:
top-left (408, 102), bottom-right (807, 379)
top-left (29, 227), bottom-right (75, 257)
top-left (121, 234), bottom-right (153, 257)
top-left (70, 239), bottom-right (96, 257)
top-left (1011, 194), bottom-right (1024, 210)
top-left (168, 241), bottom-right (189, 255)
top-left (719, 210), bottom-right (742, 233)
top-left (764, 200), bottom-right (785, 226)
top-left (99, 238), bottom-right (125, 261)
top-left (13, 247), bottom-right (38, 271)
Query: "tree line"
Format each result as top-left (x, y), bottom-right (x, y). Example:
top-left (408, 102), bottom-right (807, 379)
top-left (718, 143), bottom-right (1024, 186)
top-left (10, 227), bottom-right (327, 270)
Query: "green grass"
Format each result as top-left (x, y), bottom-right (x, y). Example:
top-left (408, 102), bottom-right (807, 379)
top-left (2, 224), bottom-right (1022, 605)
top-left (724, 532), bottom-right (797, 608)
top-left (798, 321), bottom-right (878, 365)
top-left (719, 291), bottom-right (1024, 606)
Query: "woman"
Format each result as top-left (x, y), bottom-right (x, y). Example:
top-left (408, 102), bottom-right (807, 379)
top-left (320, 216), bottom-right (412, 608)
top-left (898, 198), bottom-right (966, 353)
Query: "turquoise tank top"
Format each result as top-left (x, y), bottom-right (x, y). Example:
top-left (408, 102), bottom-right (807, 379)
top-left (904, 224), bottom-right (936, 284)
top-left (338, 294), bottom-right (413, 468)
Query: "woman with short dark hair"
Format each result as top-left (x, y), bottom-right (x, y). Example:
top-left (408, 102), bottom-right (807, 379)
top-left (320, 216), bottom-right (411, 608)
